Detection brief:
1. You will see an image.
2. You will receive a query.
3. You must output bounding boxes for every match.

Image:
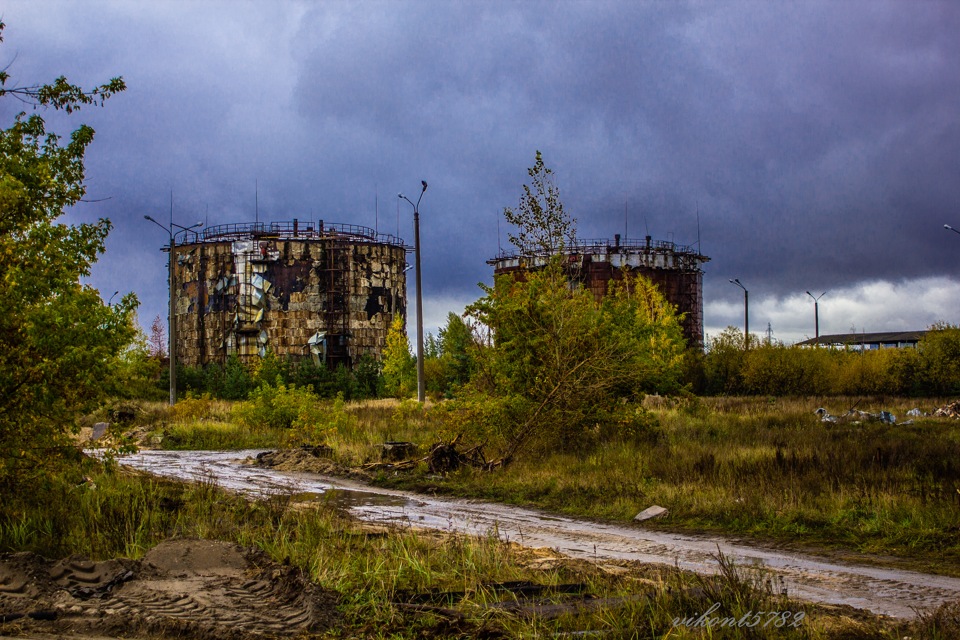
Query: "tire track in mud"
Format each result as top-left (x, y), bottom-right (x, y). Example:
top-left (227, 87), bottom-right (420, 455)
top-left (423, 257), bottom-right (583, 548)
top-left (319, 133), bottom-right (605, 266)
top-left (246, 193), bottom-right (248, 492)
top-left (0, 538), bottom-right (337, 639)
top-left (119, 449), bottom-right (960, 619)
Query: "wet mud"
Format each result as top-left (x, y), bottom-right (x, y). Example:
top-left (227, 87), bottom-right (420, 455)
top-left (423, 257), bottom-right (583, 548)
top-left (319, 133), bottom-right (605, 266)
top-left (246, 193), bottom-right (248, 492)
top-left (117, 449), bottom-right (960, 620)
top-left (0, 538), bottom-right (337, 639)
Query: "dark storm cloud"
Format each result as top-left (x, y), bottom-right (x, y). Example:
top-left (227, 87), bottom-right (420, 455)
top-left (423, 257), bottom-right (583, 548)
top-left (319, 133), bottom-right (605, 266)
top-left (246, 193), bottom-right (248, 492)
top-left (3, 1), bottom-right (959, 341)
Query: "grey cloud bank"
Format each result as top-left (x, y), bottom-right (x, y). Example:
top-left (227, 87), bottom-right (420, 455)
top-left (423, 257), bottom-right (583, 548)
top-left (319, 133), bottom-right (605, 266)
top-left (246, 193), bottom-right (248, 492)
top-left (3, 1), bottom-right (958, 345)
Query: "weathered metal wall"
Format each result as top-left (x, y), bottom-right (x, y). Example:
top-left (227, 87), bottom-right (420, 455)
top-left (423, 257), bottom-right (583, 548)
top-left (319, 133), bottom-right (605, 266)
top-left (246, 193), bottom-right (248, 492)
top-left (172, 228), bottom-right (407, 368)
top-left (489, 236), bottom-right (708, 347)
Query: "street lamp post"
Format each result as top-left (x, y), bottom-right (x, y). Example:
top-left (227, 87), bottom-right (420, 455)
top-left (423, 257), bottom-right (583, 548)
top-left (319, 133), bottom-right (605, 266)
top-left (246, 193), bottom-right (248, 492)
top-left (145, 215), bottom-right (202, 405)
top-left (805, 291), bottom-right (826, 344)
top-left (945, 224), bottom-right (960, 237)
top-left (729, 278), bottom-right (749, 348)
top-left (399, 181), bottom-right (428, 403)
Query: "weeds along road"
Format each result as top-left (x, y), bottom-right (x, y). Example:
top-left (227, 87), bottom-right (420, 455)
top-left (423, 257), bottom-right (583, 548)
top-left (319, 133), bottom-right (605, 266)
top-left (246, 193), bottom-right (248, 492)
top-left (118, 449), bottom-right (960, 620)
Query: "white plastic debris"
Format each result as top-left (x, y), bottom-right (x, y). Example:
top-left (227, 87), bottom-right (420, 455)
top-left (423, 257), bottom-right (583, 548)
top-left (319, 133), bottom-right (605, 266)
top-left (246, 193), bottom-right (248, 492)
top-left (634, 505), bottom-right (669, 522)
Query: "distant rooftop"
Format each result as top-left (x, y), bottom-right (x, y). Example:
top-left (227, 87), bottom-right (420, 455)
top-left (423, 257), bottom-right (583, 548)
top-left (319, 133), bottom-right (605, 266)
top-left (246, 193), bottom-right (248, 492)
top-left (796, 331), bottom-right (927, 349)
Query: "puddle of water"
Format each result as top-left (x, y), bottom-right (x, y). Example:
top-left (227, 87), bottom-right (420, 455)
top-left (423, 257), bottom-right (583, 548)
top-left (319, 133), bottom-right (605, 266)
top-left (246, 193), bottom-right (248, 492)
top-left (116, 449), bottom-right (960, 619)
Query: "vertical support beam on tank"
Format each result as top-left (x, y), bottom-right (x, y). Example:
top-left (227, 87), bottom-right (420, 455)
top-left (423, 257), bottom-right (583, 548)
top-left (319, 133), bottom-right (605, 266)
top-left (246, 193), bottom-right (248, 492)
top-left (198, 245), bottom-right (207, 366)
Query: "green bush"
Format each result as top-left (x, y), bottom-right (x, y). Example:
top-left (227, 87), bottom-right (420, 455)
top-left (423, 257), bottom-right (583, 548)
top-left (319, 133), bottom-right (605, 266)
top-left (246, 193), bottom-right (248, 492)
top-left (231, 382), bottom-right (326, 432)
top-left (700, 325), bottom-right (960, 397)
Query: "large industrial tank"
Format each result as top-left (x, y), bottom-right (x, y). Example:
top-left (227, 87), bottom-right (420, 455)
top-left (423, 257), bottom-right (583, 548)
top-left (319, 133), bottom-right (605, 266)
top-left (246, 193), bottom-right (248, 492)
top-left (170, 220), bottom-right (408, 367)
top-left (488, 235), bottom-right (709, 347)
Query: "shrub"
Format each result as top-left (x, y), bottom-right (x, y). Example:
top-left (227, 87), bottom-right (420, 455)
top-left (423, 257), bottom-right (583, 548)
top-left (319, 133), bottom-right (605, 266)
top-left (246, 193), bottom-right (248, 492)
top-left (231, 382), bottom-right (325, 433)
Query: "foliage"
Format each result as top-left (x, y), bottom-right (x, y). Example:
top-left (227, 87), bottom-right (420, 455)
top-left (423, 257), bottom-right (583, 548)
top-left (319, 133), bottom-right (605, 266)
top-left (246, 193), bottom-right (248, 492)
top-left (106, 320), bottom-right (165, 401)
top-left (352, 353), bottom-right (383, 399)
top-left (0, 21), bottom-right (133, 491)
top-left (466, 261), bottom-right (686, 460)
top-left (438, 312), bottom-right (477, 389)
top-left (502, 150), bottom-right (577, 256)
top-left (381, 315), bottom-right (416, 398)
top-left (699, 323), bottom-right (960, 397)
top-left (172, 352), bottom-right (381, 402)
top-left (422, 312), bottom-right (478, 398)
top-left (231, 382), bottom-right (326, 434)
top-left (916, 322), bottom-right (960, 395)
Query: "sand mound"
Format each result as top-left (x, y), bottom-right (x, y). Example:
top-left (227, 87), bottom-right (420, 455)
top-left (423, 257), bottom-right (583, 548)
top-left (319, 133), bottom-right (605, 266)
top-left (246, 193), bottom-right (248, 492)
top-left (0, 538), bottom-right (337, 639)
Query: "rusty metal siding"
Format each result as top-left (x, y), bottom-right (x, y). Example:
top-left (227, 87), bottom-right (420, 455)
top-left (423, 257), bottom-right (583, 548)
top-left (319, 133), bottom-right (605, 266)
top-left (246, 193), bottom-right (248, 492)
top-left (172, 223), bottom-right (407, 368)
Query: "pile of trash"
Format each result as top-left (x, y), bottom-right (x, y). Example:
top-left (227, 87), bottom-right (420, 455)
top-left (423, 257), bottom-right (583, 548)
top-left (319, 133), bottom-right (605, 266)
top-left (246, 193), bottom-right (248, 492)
top-left (933, 400), bottom-right (960, 418)
top-left (815, 407), bottom-right (915, 425)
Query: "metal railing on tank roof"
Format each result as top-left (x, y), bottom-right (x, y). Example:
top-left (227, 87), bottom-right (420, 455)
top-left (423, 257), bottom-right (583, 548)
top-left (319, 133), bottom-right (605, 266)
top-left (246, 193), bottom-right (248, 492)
top-left (490, 237), bottom-right (701, 261)
top-left (173, 220), bottom-right (406, 248)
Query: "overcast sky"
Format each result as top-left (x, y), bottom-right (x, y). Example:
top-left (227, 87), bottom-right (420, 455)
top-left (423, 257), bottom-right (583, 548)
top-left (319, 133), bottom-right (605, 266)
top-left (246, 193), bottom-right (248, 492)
top-left (4, 1), bottom-right (959, 345)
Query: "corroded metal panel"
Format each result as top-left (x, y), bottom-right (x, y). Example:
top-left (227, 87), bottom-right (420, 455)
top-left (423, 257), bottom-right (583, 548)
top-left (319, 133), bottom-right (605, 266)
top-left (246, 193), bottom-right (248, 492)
top-left (172, 222), bottom-right (407, 368)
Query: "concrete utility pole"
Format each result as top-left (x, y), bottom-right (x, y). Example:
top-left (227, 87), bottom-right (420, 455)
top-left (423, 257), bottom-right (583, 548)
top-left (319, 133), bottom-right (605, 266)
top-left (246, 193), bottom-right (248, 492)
top-left (145, 215), bottom-right (202, 405)
top-left (399, 181), bottom-right (428, 403)
top-left (806, 291), bottom-right (826, 344)
top-left (729, 278), bottom-right (749, 348)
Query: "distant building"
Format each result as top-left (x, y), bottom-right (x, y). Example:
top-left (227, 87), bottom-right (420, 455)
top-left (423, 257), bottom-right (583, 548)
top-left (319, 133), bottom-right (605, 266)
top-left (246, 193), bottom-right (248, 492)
top-left (488, 234), bottom-right (710, 347)
top-left (795, 331), bottom-right (927, 350)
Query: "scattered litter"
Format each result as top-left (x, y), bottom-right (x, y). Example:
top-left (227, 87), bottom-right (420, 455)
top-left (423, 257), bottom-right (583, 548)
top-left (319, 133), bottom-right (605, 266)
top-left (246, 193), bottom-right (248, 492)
top-left (815, 407), bottom-right (909, 425)
top-left (90, 422), bottom-right (109, 441)
top-left (906, 408), bottom-right (924, 417)
top-left (815, 408), bottom-right (838, 423)
top-left (934, 401), bottom-right (960, 418)
top-left (634, 505), bottom-right (668, 522)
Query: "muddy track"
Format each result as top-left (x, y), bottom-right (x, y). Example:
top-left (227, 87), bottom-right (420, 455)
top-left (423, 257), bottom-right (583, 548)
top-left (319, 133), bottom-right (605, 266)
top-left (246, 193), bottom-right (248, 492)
top-left (0, 538), bottom-right (336, 639)
top-left (118, 449), bottom-right (960, 620)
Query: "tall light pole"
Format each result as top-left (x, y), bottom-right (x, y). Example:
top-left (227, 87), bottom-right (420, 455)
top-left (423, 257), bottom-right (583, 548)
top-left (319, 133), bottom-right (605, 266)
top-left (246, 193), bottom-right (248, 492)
top-left (145, 215), bottom-right (202, 405)
top-left (399, 180), bottom-right (428, 403)
top-left (806, 291), bottom-right (826, 344)
top-left (729, 278), bottom-right (749, 348)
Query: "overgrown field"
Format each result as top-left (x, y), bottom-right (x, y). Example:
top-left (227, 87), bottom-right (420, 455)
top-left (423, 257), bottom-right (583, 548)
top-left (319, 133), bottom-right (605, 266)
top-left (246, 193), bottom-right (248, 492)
top-left (0, 460), bottom-right (946, 639)
top-left (114, 393), bottom-right (960, 576)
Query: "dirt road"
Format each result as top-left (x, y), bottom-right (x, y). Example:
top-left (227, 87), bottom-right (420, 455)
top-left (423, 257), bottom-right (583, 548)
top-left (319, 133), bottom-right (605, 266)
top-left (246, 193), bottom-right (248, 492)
top-left (119, 449), bottom-right (960, 620)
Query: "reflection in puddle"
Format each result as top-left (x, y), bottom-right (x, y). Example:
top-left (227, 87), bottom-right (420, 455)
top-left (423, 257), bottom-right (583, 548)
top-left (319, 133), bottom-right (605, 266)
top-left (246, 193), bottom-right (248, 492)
top-left (323, 488), bottom-right (412, 509)
top-left (116, 449), bottom-right (960, 619)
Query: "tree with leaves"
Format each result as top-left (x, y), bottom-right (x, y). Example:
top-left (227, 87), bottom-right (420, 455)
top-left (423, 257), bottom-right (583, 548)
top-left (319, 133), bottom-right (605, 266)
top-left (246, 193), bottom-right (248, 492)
top-left (503, 150), bottom-right (577, 257)
top-left (467, 261), bottom-right (685, 461)
top-left (0, 20), bottom-right (134, 492)
top-left (381, 315), bottom-right (416, 399)
top-left (459, 152), bottom-right (686, 461)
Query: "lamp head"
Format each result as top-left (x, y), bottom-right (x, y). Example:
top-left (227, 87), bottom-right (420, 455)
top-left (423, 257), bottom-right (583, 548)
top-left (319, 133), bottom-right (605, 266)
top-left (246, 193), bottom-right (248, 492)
top-left (946, 224), bottom-right (954, 231)
top-left (144, 215), bottom-right (156, 222)
top-left (421, 180), bottom-right (428, 192)
top-left (398, 193), bottom-right (404, 199)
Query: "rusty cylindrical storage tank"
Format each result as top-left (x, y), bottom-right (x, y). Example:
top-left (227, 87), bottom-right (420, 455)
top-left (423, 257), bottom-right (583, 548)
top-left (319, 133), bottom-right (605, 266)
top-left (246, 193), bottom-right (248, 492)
top-left (488, 235), bottom-right (709, 348)
top-left (170, 220), bottom-right (408, 368)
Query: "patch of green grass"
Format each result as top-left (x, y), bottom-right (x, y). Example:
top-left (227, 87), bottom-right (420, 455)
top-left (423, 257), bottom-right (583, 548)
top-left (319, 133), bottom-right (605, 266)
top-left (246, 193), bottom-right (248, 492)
top-left (162, 420), bottom-right (278, 450)
top-left (0, 462), bottom-right (912, 638)
top-left (134, 394), bottom-right (960, 574)
top-left (365, 396), bottom-right (960, 573)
